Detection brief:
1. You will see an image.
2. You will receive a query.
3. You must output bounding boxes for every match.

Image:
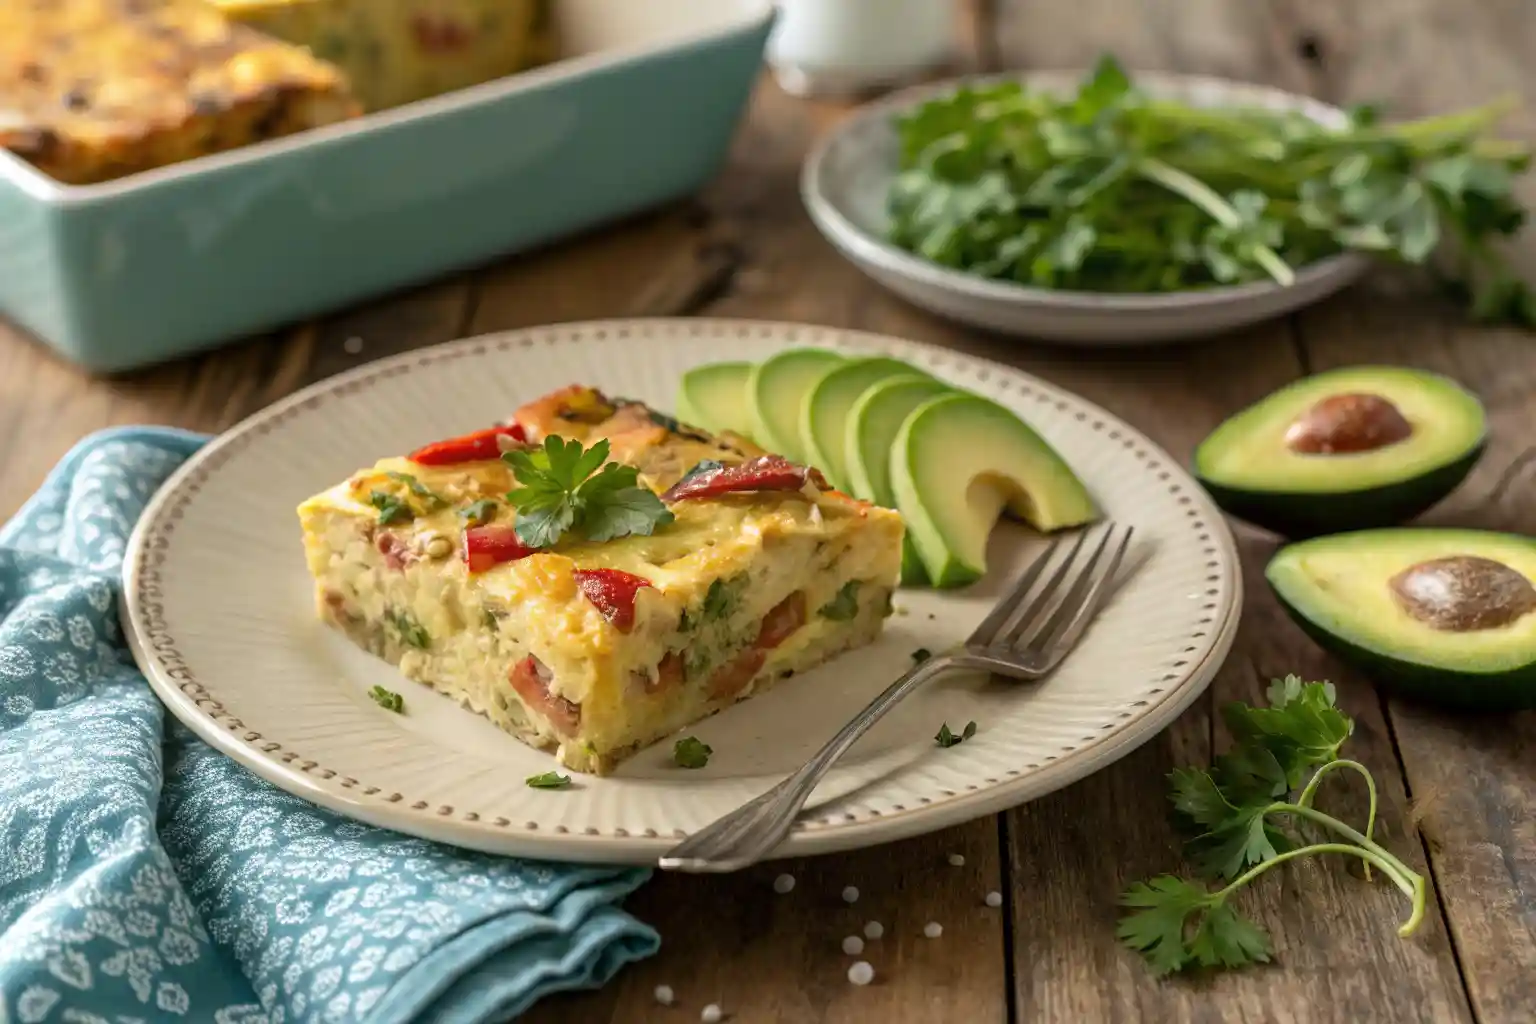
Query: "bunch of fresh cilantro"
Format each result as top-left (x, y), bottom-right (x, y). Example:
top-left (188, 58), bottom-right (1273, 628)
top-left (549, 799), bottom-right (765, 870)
top-left (1117, 676), bottom-right (1427, 975)
top-left (889, 55), bottom-right (1534, 325)
top-left (504, 436), bottom-right (673, 547)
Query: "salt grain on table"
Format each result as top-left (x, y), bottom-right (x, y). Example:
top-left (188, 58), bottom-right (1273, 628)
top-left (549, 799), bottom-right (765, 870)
top-left (701, 1004), bottom-right (723, 1023)
top-left (848, 961), bottom-right (875, 986)
top-left (773, 873), bottom-right (795, 894)
top-left (985, 891), bottom-right (1003, 908)
top-left (864, 920), bottom-right (884, 940)
top-left (947, 853), bottom-right (965, 867)
top-left (842, 935), bottom-right (864, 956)
top-left (842, 885), bottom-right (860, 903)
top-left (924, 922), bottom-right (943, 938)
top-left (654, 985), bottom-right (674, 1006)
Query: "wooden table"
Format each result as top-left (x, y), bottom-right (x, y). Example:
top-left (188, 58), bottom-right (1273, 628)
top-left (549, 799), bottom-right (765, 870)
top-left (4, 4), bottom-right (1534, 1022)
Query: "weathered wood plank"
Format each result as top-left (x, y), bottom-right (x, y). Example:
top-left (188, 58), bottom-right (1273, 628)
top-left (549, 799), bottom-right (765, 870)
top-left (1295, 291), bottom-right (1536, 1024)
top-left (526, 826), bottom-right (1008, 1024)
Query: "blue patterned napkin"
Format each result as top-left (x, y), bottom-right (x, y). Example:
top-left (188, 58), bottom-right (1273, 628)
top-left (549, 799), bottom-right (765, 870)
top-left (0, 427), bottom-right (658, 1023)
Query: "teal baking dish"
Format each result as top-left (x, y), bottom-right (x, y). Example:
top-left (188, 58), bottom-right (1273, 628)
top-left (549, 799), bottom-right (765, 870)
top-left (0, 0), bottom-right (773, 373)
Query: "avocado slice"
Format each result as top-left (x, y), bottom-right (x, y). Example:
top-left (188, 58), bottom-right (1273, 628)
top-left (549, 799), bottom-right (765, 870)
top-left (845, 374), bottom-right (954, 585)
top-left (1268, 528), bottom-right (1536, 710)
top-left (801, 357), bottom-right (926, 489)
top-left (1194, 366), bottom-right (1486, 538)
top-left (891, 393), bottom-right (1099, 587)
top-left (749, 348), bottom-right (843, 461)
top-left (677, 361), bottom-right (755, 437)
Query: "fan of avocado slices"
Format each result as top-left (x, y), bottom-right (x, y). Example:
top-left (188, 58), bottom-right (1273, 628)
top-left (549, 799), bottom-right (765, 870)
top-left (1193, 365), bottom-right (1487, 538)
top-left (674, 350), bottom-right (1098, 587)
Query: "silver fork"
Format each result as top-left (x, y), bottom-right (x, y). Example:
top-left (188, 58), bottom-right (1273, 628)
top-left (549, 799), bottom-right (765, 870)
top-left (657, 521), bottom-right (1135, 873)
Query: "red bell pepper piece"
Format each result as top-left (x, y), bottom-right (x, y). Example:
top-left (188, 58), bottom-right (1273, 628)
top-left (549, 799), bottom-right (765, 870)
top-left (463, 524), bottom-right (535, 574)
top-left (408, 424), bottom-right (526, 466)
top-left (755, 592), bottom-right (807, 649)
top-left (572, 568), bottom-right (653, 633)
top-left (508, 656), bottom-right (581, 734)
top-left (661, 456), bottom-right (827, 502)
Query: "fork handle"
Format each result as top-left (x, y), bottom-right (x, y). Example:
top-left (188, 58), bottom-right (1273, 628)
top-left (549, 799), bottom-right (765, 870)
top-left (658, 653), bottom-right (954, 872)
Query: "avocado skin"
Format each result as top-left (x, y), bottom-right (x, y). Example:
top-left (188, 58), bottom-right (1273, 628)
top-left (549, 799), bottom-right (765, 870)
top-left (1270, 577), bottom-right (1536, 712)
top-left (1195, 441), bottom-right (1484, 539)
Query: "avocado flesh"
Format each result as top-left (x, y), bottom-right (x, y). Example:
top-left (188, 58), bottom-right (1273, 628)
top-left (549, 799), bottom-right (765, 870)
top-left (892, 393), bottom-right (1098, 588)
top-left (749, 348), bottom-right (843, 462)
top-left (801, 357), bottom-right (926, 491)
top-left (676, 361), bottom-right (754, 437)
top-left (844, 374), bottom-right (954, 585)
top-left (1267, 529), bottom-right (1536, 710)
top-left (1194, 366), bottom-right (1486, 537)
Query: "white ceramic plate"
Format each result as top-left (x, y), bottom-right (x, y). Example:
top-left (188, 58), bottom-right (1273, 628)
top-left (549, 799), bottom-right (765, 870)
top-left (802, 70), bottom-right (1372, 346)
top-left (122, 319), bottom-right (1242, 864)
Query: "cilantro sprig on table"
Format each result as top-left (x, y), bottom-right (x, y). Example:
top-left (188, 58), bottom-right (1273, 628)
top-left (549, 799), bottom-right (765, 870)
top-left (1117, 676), bottom-right (1426, 976)
top-left (503, 436), bottom-right (674, 548)
top-left (890, 55), bottom-right (1534, 326)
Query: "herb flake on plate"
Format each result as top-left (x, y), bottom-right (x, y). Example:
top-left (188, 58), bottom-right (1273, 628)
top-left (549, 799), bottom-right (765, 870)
top-left (673, 736), bottom-right (713, 769)
top-left (935, 720), bottom-right (977, 748)
top-left (367, 686), bottom-right (404, 713)
top-left (526, 771), bottom-right (572, 790)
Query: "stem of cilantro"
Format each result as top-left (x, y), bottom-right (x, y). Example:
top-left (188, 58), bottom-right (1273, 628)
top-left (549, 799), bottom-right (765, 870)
top-left (1297, 758), bottom-right (1378, 879)
top-left (1208, 841), bottom-right (1426, 937)
top-left (1135, 157), bottom-right (1297, 286)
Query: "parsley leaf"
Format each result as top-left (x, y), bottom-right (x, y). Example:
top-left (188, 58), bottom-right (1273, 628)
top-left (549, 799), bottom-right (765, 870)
top-left (935, 720), bottom-right (977, 748)
top-left (386, 471), bottom-right (447, 510)
top-left (459, 499), bottom-right (498, 526)
top-left (701, 577), bottom-right (743, 622)
top-left (369, 490), bottom-right (412, 525)
top-left (818, 580), bottom-right (862, 621)
top-left (1117, 876), bottom-right (1276, 976)
top-left (525, 771), bottom-right (571, 789)
top-left (673, 736), bottom-right (713, 769)
top-left (385, 609), bottom-right (430, 650)
top-left (504, 436), bottom-right (673, 548)
top-left (367, 685), bottom-right (404, 713)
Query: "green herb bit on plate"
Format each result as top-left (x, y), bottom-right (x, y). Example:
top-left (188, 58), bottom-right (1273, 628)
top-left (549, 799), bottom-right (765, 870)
top-left (1117, 675), bottom-right (1426, 975)
top-left (367, 685), bottom-right (404, 713)
top-left (526, 771), bottom-right (572, 790)
top-left (935, 720), bottom-right (977, 748)
top-left (673, 736), bottom-right (713, 769)
top-left (889, 54), bottom-right (1533, 325)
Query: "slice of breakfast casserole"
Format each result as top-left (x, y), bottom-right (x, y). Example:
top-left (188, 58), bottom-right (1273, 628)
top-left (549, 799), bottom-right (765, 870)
top-left (297, 385), bottom-right (905, 774)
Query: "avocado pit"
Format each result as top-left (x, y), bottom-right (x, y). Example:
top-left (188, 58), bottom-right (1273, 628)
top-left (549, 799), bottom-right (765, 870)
top-left (1389, 555), bottom-right (1536, 632)
top-left (1284, 392), bottom-right (1414, 455)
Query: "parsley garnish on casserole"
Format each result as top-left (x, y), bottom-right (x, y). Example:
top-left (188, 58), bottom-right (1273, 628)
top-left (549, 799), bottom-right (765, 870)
top-left (297, 385), bottom-right (905, 775)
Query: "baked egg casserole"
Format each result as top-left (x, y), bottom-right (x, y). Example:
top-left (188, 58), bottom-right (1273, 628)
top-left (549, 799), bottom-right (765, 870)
top-left (298, 385), bottom-right (905, 774)
top-left (0, 0), bottom-right (360, 185)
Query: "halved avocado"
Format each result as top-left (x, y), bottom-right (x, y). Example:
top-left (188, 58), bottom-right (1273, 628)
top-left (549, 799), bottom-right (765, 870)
top-left (1194, 366), bottom-right (1486, 538)
top-left (677, 361), bottom-right (755, 437)
top-left (845, 374), bottom-right (954, 585)
top-left (1268, 529), bottom-right (1536, 710)
top-left (891, 393), bottom-right (1098, 587)
top-left (749, 348), bottom-right (843, 461)
top-left (801, 356), bottom-right (926, 490)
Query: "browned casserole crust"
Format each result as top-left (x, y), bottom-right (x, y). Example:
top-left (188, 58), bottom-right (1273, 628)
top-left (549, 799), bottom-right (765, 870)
top-left (0, 0), bottom-right (361, 185)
